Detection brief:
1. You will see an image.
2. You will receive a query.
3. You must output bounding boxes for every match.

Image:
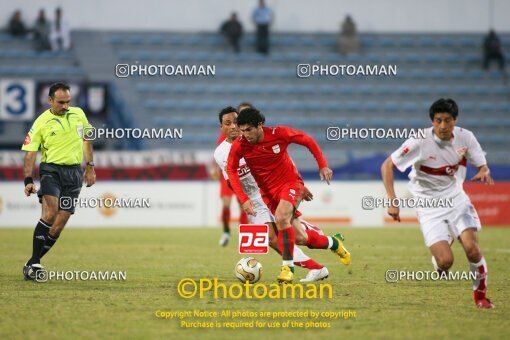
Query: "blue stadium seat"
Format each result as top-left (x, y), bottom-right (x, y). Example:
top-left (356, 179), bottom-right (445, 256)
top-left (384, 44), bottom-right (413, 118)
top-left (419, 37), bottom-right (436, 47)
top-left (148, 35), bottom-right (165, 45)
top-left (383, 102), bottom-right (399, 112)
top-left (167, 35), bottom-right (185, 44)
top-left (0, 33), bottom-right (14, 43)
top-left (128, 34), bottom-right (144, 45)
top-left (345, 54), bottom-right (362, 63)
top-left (379, 37), bottom-right (397, 47)
top-left (459, 37), bottom-right (478, 47)
top-left (447, 69), bottom-right (464, 79)
top-left (424, 53), bottom-right (442, 63)
top-left (404, 53), bottom-right (421, 63)
top-left (159, 51), bottom-right (172, 60)
top-left (395, 86), bottom-right (413, 95)
top-left (366, 53), bottom-right (380, 63)
top-left (135, 83), bottom-right (150, 93)
top-left (144, 100), bottom-right (159, 110)
top-left (444, 53), bottom-right (458, 63)
top-left (138, 51), bottom-right (152, 61)
top-left (463, 54), bottom-right (479, 63)
top-left (399, 37), bottom-right (416, 47)
top-left (118, 50), bottom-right (134, 60)
top-left (468, 69), bottom-right (484, 79)
top-left (109, 35), bottom-right (123, 45)
top-left (437, 36), bottom-right (455, 47)
top-left (384, 53), bottom-right (401, 63)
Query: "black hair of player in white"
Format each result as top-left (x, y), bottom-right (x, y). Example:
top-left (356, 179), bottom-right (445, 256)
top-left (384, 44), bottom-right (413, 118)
top-left (236, 107), bottom-right (266, 127)
top-left (429, 98), bottom-right (459, 121)
top-left (218, 106), bottom-right (238, 123)
top-left (48, 82), bottom-right (70, 99)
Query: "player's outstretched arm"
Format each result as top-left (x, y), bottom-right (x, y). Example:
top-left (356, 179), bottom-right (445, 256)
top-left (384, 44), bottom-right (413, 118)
top-left (83, 140), bottom-right (96, 187)
top-left (470, 165), bottom-right (494, 185)
top-left (287, 128), bottom-right (330, 182)
top-left (23, 151), bottom-right (37, 196)
top-left (381, 156), bottom-right (400, 222)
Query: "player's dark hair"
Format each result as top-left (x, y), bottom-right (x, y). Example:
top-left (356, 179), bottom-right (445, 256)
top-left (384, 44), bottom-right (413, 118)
top-left (429, 98), bottom-right (458, 121)
top-left (218, 106), bottom-right (238, 123)
top-left (48, 82), bottom-right (70, 98)
top-left (236, 107), bottom-right (265, 127)
top-left (237, 102), bottom-right (254, 112)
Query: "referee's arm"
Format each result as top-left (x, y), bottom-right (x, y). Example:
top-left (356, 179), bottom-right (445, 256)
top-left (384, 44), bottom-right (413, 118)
top-left (23, 151), bottom-right (38, 196)
top-left (83, 140), bottom-right (96, 187)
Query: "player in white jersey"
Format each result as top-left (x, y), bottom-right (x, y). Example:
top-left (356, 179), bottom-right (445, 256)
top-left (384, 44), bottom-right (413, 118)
top-left (214, 106), bottom-right (329, 282)
top-left (381, 98), bottom-right (494, 309)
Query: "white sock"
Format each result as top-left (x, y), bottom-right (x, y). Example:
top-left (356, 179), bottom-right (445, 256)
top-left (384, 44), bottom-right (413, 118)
top-left (282, 260), bottom-right (294, 267)
top-left (327, 237), bottom-right (333, 249)
top-left (431, 256), bottom-right (439, 271)
top-left (469, 257), bottom-right (488, 293)
top-left (293, 246), bottom-right (310, 263)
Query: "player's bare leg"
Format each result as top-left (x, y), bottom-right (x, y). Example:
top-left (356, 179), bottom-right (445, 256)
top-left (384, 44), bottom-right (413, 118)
top-left (274, 200), bottom-right (296, 283)
top-left (268, 222), bottom-right (328, 282)
top-left (290, 217), bottom-right (351, 265)
top-left (458, 229), bottom-right (493, 309)
top-left (429, 240), bottom-right (454, 272)
top-left (41, 195), bottom-right (58, 225)
top-left (429, 241), bottom-right (453, 272)
top-left (219, 195), bottom-right (232, 246)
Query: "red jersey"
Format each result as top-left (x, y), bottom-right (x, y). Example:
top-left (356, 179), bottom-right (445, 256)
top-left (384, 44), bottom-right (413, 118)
top-left (227, 126), bottom-right (328, 204)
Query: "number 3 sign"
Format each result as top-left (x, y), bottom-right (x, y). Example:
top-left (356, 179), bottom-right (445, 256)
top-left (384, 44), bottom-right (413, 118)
top-left (0, 79), bottom-right (35, 121)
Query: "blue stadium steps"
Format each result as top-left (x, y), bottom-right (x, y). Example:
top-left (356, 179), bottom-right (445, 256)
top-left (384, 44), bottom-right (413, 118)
top-left (1, 31), bottom-right (509, 169)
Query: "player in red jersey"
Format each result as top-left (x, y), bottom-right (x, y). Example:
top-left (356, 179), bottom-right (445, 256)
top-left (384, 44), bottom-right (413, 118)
top-left (215, 107), bottom-right (330, 282)
top-left (227, 108), bottom-right (351, 283)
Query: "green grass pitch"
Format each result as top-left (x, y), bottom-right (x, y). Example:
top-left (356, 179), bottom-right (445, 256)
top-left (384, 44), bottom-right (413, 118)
top-left (0, 227), bottom-right (509, 339)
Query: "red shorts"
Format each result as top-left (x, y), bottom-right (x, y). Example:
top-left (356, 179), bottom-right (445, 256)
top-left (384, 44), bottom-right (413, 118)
top-left (219, 176), bottom-right (234, 197)
top-left (263, 178), bottom-right (304, 216)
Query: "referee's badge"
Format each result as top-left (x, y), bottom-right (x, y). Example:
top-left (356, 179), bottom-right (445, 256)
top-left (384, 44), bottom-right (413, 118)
top-left (76, 125), bottom-right (84, 138)
top-left (23, 134), bottom-right (31, 145)
top-left (272, 144), bottom-right (280, 154)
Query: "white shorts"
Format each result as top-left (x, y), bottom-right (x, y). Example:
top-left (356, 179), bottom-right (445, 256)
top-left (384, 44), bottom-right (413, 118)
top-left (249, 196), bottom-right (275, 225)
top-left (416, 191), bottom-right (481, 248)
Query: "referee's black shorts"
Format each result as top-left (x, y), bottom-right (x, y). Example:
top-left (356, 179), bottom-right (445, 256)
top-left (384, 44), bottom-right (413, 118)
top-left (37, 162), bottom-right (83, 214)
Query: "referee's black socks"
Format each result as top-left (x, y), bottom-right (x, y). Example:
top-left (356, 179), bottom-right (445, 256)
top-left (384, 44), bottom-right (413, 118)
top-left (28, 219), bottom-right (52, 265)
top-left (40, 233), bottom-right (59, 259)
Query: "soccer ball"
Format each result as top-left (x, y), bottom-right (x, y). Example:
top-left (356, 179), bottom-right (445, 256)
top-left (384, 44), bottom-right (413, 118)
top-left (234, 257), bottom-right (262, 283)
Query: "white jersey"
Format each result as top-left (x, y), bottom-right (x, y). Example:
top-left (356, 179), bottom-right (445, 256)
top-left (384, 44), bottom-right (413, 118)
top-left (214, 139), bottom-right (262, 200)
top-left (391, 126), bottom-right (486, 198)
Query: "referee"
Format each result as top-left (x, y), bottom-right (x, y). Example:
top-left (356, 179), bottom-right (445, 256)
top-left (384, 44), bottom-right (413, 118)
top-left (22, 82), bottom-right (96, 280)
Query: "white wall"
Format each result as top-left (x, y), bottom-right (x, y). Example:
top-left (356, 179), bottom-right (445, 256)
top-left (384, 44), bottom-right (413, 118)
top-left (2, 0), bottom-right (509, 33)
top-left (0, 181), bottom-right (414, 228)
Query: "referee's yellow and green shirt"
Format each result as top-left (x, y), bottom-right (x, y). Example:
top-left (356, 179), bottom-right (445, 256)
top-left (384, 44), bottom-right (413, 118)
top-left (21, 107), bottom-right (92, 165)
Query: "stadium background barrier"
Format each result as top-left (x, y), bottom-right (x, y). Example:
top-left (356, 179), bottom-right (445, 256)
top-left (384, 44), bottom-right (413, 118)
top-left (1, 181), bottom-right (508, 227)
